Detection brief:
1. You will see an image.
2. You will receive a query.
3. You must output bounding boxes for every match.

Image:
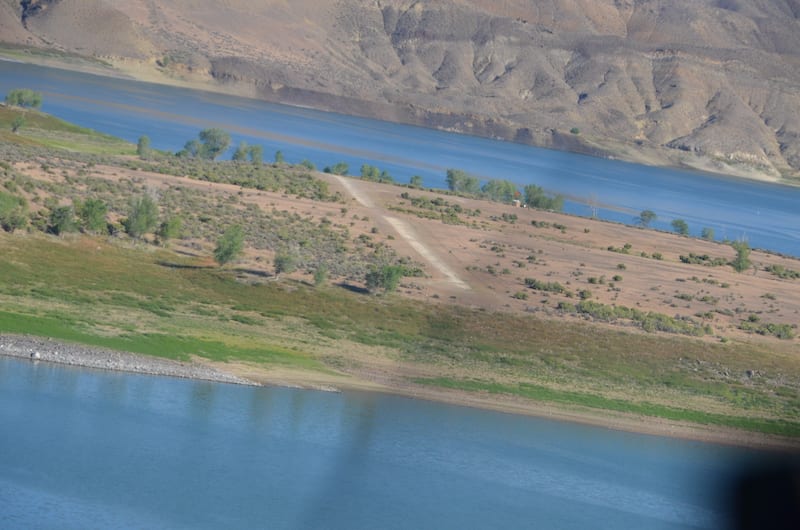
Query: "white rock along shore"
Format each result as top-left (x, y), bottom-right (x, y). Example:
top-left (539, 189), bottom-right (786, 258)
top-left (0, 334), bottom-right (255, 385)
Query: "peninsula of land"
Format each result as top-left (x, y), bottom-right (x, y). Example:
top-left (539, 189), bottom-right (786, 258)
top-left (1, 104), bottom-right (799, 451)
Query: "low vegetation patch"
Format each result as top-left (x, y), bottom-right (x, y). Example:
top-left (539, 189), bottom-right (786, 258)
top-left (557, 300), bottom-right (711, 336)
top-left (415, 378), bottom-right (800, 437)
top-left (679, 253), bottom-right (728, 267)
top-left (766, 264), bottom-right (800, 280)
top-left (739, 315), bottom-right (796, 339)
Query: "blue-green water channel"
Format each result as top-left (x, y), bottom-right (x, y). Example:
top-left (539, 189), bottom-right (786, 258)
top-left (1, 60), bottom-right (799, 256)
top-left (0, 357), bottom-right (763, 529)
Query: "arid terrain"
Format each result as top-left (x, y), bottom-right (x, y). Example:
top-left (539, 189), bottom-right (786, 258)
top-left (11, 155), bottom-right (800, 339)
top-left (2, 0), bottom-right (800, 182)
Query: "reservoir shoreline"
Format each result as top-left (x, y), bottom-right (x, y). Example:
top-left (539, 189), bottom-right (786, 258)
top-left (1, 52), bottom-right (795, 189)
top-left (3, 333), bottom-right (797, 452)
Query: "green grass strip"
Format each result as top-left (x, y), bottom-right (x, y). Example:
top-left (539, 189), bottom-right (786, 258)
top-left (415, 377), bottom-right (800, 437)
top-left (0, 310), bottom-right (322, 369)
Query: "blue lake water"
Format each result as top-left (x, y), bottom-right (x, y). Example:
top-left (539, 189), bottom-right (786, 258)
top-left (0, 357), bottom-right (762, 529)
top-left (1, 60), bottom-right (799, 256)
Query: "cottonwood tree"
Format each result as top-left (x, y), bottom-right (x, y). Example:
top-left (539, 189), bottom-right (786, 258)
top-left (730, 241), bottom-right (751, 273)
top-left (313, 265), bottom-right (328, 286)
top-left (482, 179), bottom-right (518, 203)
top-left (49, 206), bottom-right (76, 236)
top-left (198, 128), bottom-right (231, 159)
top-left (638, 210), bottom-right (657, 227)
top-left (323, 162), bottom-right (349, 175)
top-left (232, 141), bottom-right (249, 162)
top-left (214, 225), bottom-right (245, 266)
top-left (671, 219), bottom-right (689, 235)
top-left (0, 191), bottom-right (28, 233)
top-left (156, 216), bottom-right (183, 246)
top-left (360, 164), bottom-right (393, 183)
top-left (248, 145), bottom-right (264, 165)
top-left (365, 265), bottom-right (404, 294)
top-left (124, 195), bottom-right (158, 239)
top-left (273, 253), bottom-right (296, 279)
top-left (5, 88), bottom-right (42, 108)
top-left (524, 184), bottom-right (564, 211)
top-left (78, 198), bottom-right (108, 233)
top-left (11, 116), bottom-right (25, 133)
top-left (137, 135), bottom-right (151, 159)
top-left (179, 129), bottom-right (231, 160)
top-left (446, 169), bottom-right (480, 194)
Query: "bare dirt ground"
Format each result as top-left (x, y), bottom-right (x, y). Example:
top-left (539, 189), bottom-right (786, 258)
top-left (17, 158), bottom-right (800, 342)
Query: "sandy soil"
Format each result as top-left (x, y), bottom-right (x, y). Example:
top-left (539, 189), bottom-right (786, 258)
top-left (15, 156), bottom-right (800, 346)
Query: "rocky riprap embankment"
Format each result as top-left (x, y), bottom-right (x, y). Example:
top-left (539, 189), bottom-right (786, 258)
top-left (0, 334), bottom-right (255, 385)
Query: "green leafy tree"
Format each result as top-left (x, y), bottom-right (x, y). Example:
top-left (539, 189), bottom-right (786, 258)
top-left (701, 227), bottom-right (714, 241)
top-left (213, 225), bottom-right (245, 266)
top-left (359, 164), bottom-right (393, 183)
top-left (5, 88), bottom-right (42, 108)
top-left (313, 265), bottom-right (328, 286)
top-left (638, 210), bottom-right (657, 227)
top-left (197, 128), bottom-right (231, 160)
top-left (274, 150), bottom-right (285, 164)
top-left (78, 198), bottom-right (108, 233)
top-left (0, 191), bottom-right (28, 233)
top-left (137, 135), bottom-right (151, 159)
top-left (248, 145), bottom-right (264, 165)
top-left (232, 141), bottom-right (249, 162)
top-left (124, 195), bottom-right (158, 239)
top-left (156, 216), bottom-right (183, 245)
top-left (409, 175), bottom-right (423, 188)
top-left (323, 162), bottom-right (349, 175)
top-left (273, 253), bottom-right (296, 278)
top-left (49, 205), bottom-right (76, 236)
top-left (730, 241), bottom-right (751, 273)
top-left (446, 169), bottom-right (480, 194)
top-left (671, 219), bottom-right (689, 235)
top-left (482, 179), bottom-right (518, 202)
top-left (361, 164), bottom-right (380, 181)
top-left (179, 129), bottom-right (232, 159)
top-left (11, 116), bottom-right (25, 133)
top-left (178, 139), bottom-right (201, 158)
top-left (365, 265), bottom-right (404, 294)
top-left (300, 159), bottom-right (315, 170)
top-left (524, 184), bottom-right (564, 211)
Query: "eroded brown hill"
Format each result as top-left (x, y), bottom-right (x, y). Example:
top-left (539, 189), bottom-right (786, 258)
top-left (2, 0), bottom-right (799, 180)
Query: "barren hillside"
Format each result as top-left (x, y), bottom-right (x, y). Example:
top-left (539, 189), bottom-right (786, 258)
top-left (3, 0), bottom-right (800, 181)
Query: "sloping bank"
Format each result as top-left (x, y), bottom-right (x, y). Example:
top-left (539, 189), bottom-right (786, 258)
top-left (0, 334), bottom-right (254, 386)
